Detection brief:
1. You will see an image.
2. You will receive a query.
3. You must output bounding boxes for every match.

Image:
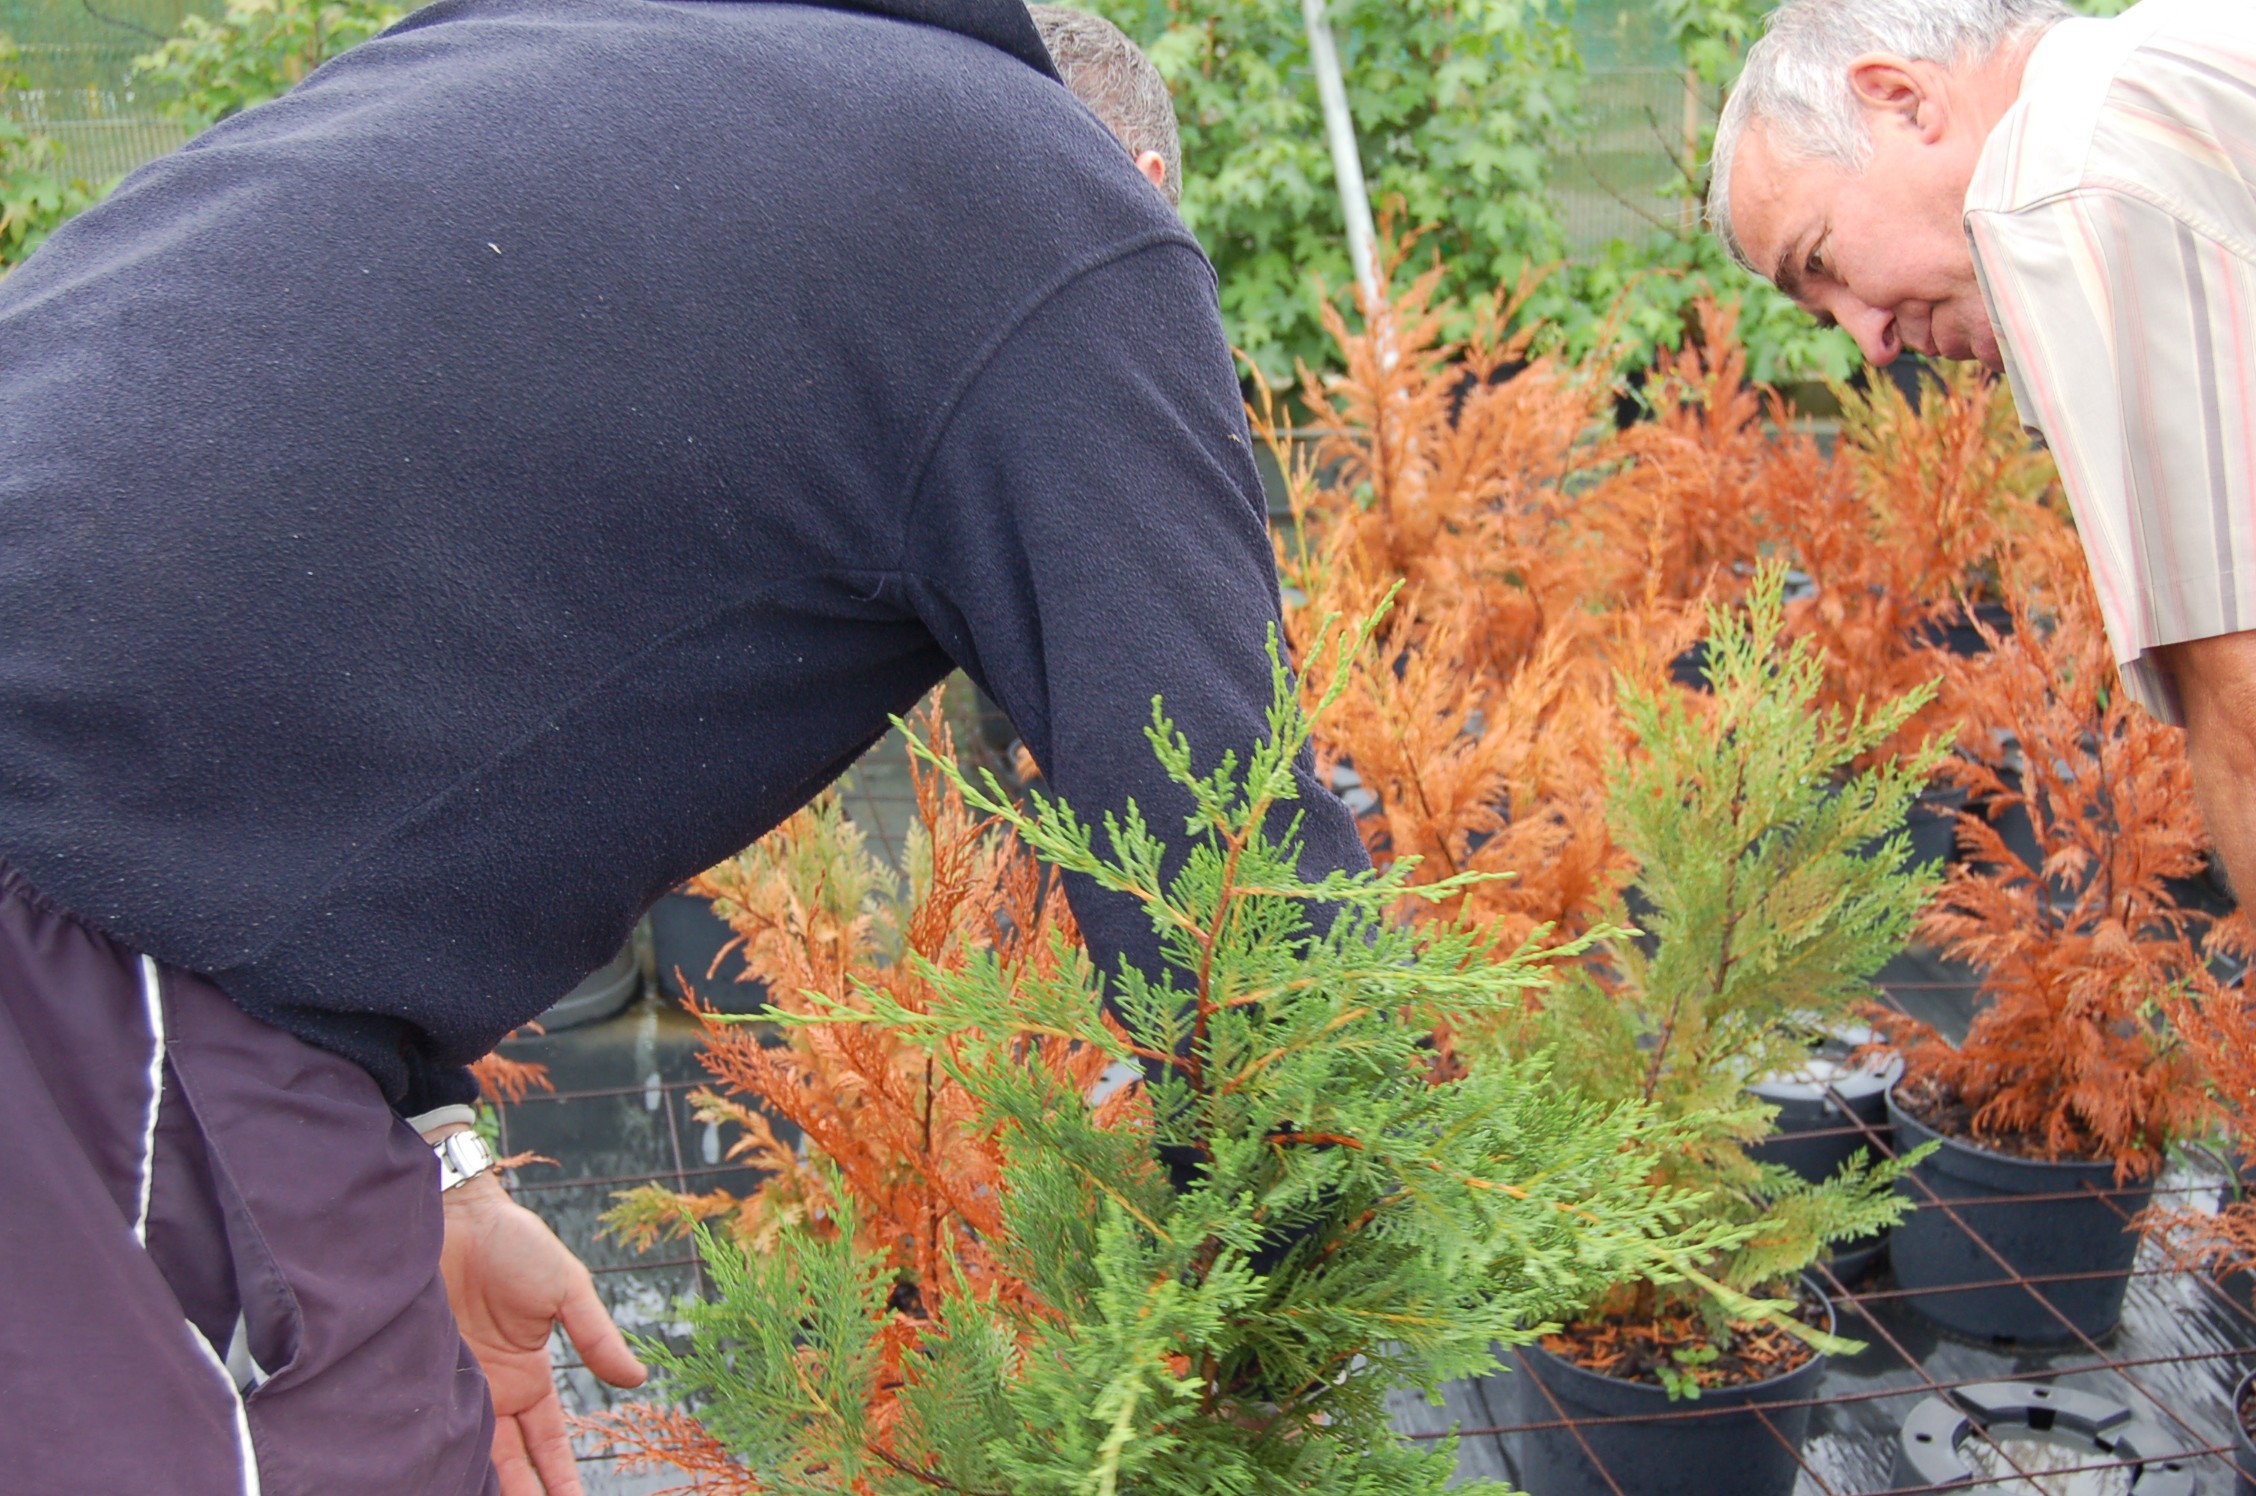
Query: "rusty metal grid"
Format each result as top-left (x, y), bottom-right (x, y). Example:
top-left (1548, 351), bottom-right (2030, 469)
top-left (1389, 1000), bottom-right (2256, 1496)
top-left (485, 730), bottom-right (2256, 1492)
top-left (504, 972), bottom-right (2256, 1493)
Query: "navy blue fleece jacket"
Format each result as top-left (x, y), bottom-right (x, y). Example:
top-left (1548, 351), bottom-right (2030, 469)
top-left (0, 0), bottom-right (1367, 1112)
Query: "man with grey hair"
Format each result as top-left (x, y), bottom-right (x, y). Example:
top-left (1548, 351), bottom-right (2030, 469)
top-left (1031, 4), bottom-right (1182, 206)
top-left (1713, 0), bottom-right (2256, 899)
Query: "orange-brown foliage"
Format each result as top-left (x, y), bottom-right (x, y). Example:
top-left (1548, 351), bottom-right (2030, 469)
top-left (469, 1046), bottom-right (551, 1106)
top-left (2152, 915), bottom-right (2256, 1280)
top-left (577, 1404), bottom-right (758, 1496)
top-left (586, 700), bottom-right (1131, 1475)
top-left (1578, 301), bottom-right (1785, 611)
top-left (638, 705), bottom-right (1118, 1306)
top-left (1268, 266), bottom-right (1657, 948)
top-left (470, 1032), bottom-right (554, 1171)
top-left (1781, 362), bottom-right (2074, 765)
top-left (1878, 596), bottom-right (2214, 1175)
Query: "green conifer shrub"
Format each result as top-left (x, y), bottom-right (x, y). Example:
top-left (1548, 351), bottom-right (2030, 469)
top-left (1496, 567), bottom-right (1942, 1385)
top-left (638, 610), bottom-right (1780, 1492)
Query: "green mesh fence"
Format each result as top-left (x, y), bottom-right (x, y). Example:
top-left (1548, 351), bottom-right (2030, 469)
top-left (1556, 67), bottom-right (1719, 253)
top-left (3, 0), bottom-right (207, 183)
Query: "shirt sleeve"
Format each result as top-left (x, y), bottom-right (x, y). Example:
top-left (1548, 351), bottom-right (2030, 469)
top-left (903, 238), bottom-right (1370, 998)
top-left (1969, 187), bottom-right (2256, 725)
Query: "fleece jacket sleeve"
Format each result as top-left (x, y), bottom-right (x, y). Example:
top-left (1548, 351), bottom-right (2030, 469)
top-left (903, 237), bottom-right (1371, 1007)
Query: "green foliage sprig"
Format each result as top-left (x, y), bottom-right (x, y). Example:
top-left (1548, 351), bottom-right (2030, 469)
top-left (0, 38), bottom-right (104, 274)
top-left (133, 0), bottom-right (404, 131)
top-left (1508, 565), bottom-right (1942, 1319)
top-left (645, 606), bottom-right (1792, 1493)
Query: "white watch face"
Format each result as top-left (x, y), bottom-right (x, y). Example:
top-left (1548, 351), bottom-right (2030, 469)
top-left (437, 1130), bottom-right (495, 1189)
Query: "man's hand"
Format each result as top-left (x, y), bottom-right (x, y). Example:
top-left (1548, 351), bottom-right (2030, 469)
top-left (437, 1159), bottom-right (648, 1496)
top-left (2159, 632), bottom-right (2256, 902)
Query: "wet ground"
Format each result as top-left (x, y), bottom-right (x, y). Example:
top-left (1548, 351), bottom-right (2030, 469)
top-left (488, 729), bottom-right (2256, 1494)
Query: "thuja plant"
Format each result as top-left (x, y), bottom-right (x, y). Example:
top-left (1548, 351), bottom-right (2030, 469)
top-left (1266, 265), bottom-right (1690, 957)
top-left (1495, 567), bottom-right (1941, 1388)
top-left (581, 707), bottom-right (1031, 1485)
top-left (1878, 594), bottom-right (2214, 1174)
top-left (629, 615), bottom-right (1778, 1493)
top-left (601, 703), bottom-right (1108, 1297)
top-left (2153, 913), bottom-right (2256, 1279)
top-left (592, 707), bottom-right (1106, 1489)
top-left (1780, 360), bottom-right (2074, 769)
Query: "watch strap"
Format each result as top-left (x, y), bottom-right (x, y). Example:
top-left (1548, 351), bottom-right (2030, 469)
top-left (435, 1129), bottom-right (496, 1191)
top-left (407, 1102), bottom-right (479, 1137)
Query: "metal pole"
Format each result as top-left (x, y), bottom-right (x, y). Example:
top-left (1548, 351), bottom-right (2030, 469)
top-left (1300, 0), bottom-right (1380, 307)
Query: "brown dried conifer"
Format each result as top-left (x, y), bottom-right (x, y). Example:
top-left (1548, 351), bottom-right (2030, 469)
top-left (2151, 915), bottom-right (2256, 1281)
top-left (1781, 361), bottom-right (2074, 767)
top-left (1265, 260), bottom-right (1655, 949)
top-left (1878, 594), bottom-right (2214, 1175)
top-left (1577, 301), bottom-right (1784, 612)
top-left (585, 700), bottom-right (1127, 1482)
top-left (469, 1048), bottom-right (550, 1106)
top-left (606, 702), bottom-right (1116, 1296)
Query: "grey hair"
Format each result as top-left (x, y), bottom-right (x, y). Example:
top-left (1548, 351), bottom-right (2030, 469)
top-left (1708, 0), bottom-right (2069, 269)
top-left (1029, 4), bottom-right (1183, 207)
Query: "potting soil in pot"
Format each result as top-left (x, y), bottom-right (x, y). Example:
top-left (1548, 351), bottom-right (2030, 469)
top-left (1490, 1280), bottom-right (1834, 1496)
top-left (1886, 1079), bottom-right (2153, 1344)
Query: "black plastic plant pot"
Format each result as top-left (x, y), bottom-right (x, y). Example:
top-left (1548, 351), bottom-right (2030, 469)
top-left (1749, 1047), bottom-right (1904, 1283)
top-left (1492, 1282), bottom-right (1834, 1496)
top-left (1885, 1089), bottom-right (2152, 1344)
top-left (649, 890), bottom-right (765, 1014)
top-left (1906, 783), bottom-right (1970, 870)
top-left (1749, 1049), bottom-right (1902, 1182)
top-left (1894, 1380), bottom-right (2195, 1494)
top-left (537, 937), bottom-right (640, 1031)
top-left (1915, 599), bottom-right (2015, 660)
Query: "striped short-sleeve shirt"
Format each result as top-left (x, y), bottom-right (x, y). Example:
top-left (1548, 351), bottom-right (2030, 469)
top-left (1966, 0), bottom-right (2256, 724)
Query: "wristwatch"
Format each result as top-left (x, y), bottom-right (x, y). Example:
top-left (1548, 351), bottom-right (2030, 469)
top-left (435, 1129), bottom-right (497, 1192)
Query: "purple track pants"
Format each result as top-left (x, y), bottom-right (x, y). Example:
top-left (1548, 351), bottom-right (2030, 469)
top-left (0, 865), bottom-right (500, 1495)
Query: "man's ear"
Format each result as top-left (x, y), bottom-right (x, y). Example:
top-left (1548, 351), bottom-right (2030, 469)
top-left (1846, 54), bottom-right (1944, 141)
top-left (1134, 149), bottom-right (1168, 193)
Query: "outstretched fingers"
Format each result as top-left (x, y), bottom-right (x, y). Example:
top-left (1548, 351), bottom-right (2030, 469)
top-left (491, 1412), bottom-right (541, 1496)
top-left (557, 1266), bottom-right (647, 1389)
top-left (515, 1386), bottom-right (586, 1496)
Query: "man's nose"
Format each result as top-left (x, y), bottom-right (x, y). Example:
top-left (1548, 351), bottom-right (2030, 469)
top-left (1830, 295), bottom-right (1901, 366)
